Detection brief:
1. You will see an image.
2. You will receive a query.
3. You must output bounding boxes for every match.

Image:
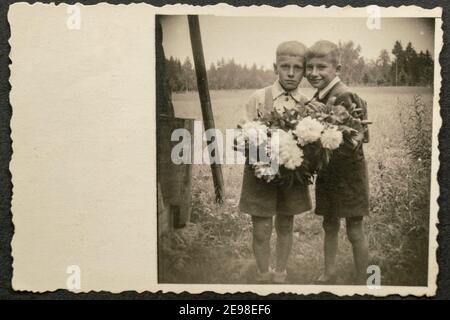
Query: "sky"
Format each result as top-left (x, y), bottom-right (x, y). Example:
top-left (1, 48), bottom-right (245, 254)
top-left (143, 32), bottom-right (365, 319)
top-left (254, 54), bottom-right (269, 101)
top-left (161, 15), bottom-right (435, 69)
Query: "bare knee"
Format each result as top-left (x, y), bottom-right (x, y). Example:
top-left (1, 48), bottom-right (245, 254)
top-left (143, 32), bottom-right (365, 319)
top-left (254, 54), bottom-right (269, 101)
top-left (346, 217), bottom-right (365, 244)
top-left (275, 215), bottom-right (293, 236)
top-left (252, 216), bottom-right (273, 244)
top-left (323, 217), bottom-right (340, 235)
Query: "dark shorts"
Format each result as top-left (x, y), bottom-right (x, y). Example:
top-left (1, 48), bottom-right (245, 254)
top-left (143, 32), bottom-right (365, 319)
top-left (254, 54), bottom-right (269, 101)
top-left (315, 150), bottom-right (369, 218)
top-left (239, 165), bottom-right (312, 217)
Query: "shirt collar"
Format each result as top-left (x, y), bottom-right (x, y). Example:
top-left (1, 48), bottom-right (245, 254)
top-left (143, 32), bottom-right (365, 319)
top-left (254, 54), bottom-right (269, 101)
top-left (316, 76), bottom-right (341, 100)
top-left (272, 80), bottom-right (303, 102)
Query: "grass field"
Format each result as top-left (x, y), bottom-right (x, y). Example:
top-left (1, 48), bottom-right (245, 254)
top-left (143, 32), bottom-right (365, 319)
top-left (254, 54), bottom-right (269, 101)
top-left (159, 86), bottom-right (434, 286)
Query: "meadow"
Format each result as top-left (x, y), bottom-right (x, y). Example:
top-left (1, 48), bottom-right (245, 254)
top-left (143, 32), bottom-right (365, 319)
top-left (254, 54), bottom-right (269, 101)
top-left (159, 86), bottom-right (434, 286)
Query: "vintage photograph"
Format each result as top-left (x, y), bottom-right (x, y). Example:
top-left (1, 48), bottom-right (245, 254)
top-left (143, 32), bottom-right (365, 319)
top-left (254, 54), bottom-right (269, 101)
top-left (156, 12), bottom-right (440, 289)
top-left (7, 3), bottom-right (442, 295)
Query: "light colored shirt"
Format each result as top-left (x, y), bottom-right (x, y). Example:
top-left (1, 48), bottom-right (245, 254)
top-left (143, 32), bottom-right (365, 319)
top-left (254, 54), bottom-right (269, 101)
top-left (240, 80), bottom-right (308, 125)
top-left (316, 76), bottom-right (341, 100)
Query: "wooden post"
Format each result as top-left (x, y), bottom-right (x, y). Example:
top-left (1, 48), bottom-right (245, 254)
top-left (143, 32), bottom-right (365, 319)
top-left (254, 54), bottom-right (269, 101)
top-left (188, 15), bottom-right (225, 203)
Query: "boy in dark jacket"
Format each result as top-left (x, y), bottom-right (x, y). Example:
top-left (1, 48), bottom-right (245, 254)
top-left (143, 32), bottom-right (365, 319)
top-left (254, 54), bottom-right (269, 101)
top-left (305, 40), bottom-right (370, 284)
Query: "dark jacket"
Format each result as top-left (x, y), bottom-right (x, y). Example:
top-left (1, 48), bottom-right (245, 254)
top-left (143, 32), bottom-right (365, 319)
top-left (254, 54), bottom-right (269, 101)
top-left (314, 81), bottom-right (370, 218)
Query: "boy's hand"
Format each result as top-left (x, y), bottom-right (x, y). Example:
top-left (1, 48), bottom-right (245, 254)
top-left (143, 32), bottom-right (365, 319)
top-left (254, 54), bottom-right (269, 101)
top-left (306, 97), bottom-right (337, 119)
top-left (307, 96), bottom-right (336, 112)
top-left (306, 99), bottom-right (325, 113)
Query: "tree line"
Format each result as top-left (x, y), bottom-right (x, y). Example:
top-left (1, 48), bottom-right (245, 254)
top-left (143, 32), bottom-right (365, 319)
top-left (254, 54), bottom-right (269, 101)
top-left (339, 40), bottom-right (434, 87)
top-left (165, 40), bottom-right (434, 92)
top-left (165, 57), bottom-right (276, 92)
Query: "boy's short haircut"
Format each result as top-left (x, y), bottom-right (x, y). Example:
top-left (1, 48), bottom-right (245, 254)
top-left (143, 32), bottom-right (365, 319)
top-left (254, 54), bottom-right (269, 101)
top-left (276, 41), bottom-right (307, 62)
top-left (306, 40), bottom-right (340, 66)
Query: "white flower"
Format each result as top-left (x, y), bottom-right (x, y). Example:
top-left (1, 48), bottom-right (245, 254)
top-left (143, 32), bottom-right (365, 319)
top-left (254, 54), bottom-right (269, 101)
top-left (321, 127), bottom-right (343, 150)
top-left (294, 116), bottom-right (324, 146)
top-left (272, 130), bottom-right (304, 169)
top-left (240, 121), bottom-right (268, 146)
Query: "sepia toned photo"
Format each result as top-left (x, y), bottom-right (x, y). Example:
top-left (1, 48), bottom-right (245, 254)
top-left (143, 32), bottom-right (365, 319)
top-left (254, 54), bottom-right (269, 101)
top-left (156, 10), bottom-right (441, 292)
top-left (8, 3), bottom-right (441, 296)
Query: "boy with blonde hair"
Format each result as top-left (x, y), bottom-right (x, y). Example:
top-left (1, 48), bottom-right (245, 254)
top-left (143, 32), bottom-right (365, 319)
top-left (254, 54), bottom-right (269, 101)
top-left (239, 41), bottom-right (312, 283)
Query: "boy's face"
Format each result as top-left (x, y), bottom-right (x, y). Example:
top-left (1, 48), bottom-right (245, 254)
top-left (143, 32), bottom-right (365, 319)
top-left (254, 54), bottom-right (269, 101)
top-left (274, 55), bottom-right (305, 92)
top-left (305, 56), bottom-right (341, 90)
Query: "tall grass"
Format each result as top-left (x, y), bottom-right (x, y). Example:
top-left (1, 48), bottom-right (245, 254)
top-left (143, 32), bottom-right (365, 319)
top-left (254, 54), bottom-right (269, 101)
top-left (367, 95), bottom-right (431, 286)
top-left (159, 89), bottom-right (433, 286)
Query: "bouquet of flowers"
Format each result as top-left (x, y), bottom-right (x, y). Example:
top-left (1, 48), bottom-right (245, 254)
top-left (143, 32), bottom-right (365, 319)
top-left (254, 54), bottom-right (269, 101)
top-left (236, 97), bottom-right (371, 187)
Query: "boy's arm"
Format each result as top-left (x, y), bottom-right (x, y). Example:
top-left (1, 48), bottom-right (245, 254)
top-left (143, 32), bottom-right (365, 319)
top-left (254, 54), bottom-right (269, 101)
top-left (335, 92), bottom-right (369, 151)
top-left (238, 91), bottom-right (260, 127)
top-left (235, 92), bottom-right (260, 154)
top-left (350, 93), bottom-right (369, 143)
